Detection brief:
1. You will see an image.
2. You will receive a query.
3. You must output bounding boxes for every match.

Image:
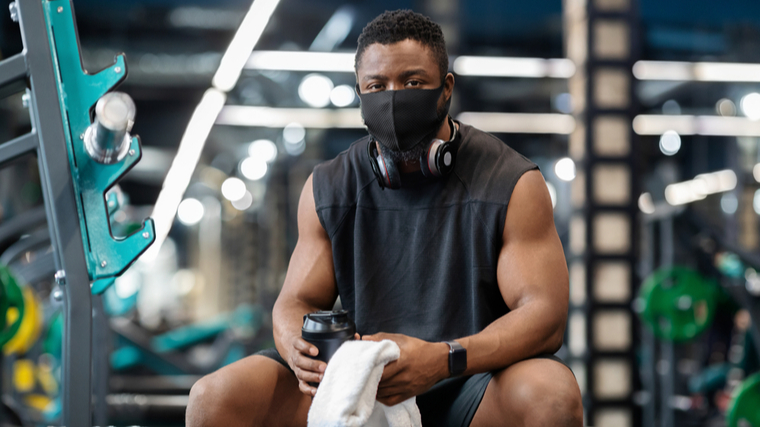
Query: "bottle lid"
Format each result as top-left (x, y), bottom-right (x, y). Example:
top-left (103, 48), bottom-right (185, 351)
top-left (302, 310), bottom-right (356, 340)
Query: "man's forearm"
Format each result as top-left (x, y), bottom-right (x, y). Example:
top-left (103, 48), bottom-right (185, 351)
top-left (272, 298), bottom-right (322, 360)
top-left (456, 300), bottom-right (565, 376)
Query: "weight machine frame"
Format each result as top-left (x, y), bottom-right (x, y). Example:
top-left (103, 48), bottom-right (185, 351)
top-left (0, 1), bottom-right (154, 424)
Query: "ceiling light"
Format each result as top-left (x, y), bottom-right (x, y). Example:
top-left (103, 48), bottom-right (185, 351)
top-left (177, 198), bottom-right (205, 226)
top-left (221, 177), bottom-right (247, 202)
top-left (741, 93), bottom-right (760, 121)
top-left (721, 193), bottom-right (738, 215)
top-left (633, 115), bottom-right (760, 137)
top-left (298, 74), bottom-right (334, 108)
top-left (633, 60), bottom-right (760, 83)
top-left (453, 56), bottom-right (575, 78)
top-left (248, 139), bottom-right (277, 162)
top-left (231, 191), bottom-right (253, 211)
top-left (212, 0), bottom-right (282, 91)
top-left (664, 170), bottom-right (737, 206)
top-left (546, 181), bottom-right (557, 208)
top-left (144, 88), bottom-right (226, 261)
top-left (638, 193), bottom-right (655, 214)
top-left (659, 130), bottom-right (681, 156)
top-left (330, 84), bottom-right (356, 107)
top-left (240, 157), bottom-right (268, 181)
top-left (554, 158), bottom-right (576, 182)
top-left (283, 122), bottom-right (306, 144)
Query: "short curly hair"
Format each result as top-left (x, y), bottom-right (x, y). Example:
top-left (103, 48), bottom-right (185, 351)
top-left (355, 10), bottom-right (449, 82)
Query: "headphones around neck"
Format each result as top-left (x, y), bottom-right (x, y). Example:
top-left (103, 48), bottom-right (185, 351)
top-left (367, 116), bottom-right (459, 189)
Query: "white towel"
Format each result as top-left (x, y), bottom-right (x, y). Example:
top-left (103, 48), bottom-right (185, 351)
top-left (307, 339), bottom-right (422, 427)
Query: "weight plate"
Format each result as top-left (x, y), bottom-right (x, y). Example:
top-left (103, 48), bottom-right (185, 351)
top-left (727, 372), bottom-right (760, 427)
top-left (0, 265), bottom-right (25, 347)
top-left (4, 286), bottom-right (43, 355)
top-left (638, 267), bottom-right (717, 342)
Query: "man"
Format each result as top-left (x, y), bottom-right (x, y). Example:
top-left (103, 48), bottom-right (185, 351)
top-left (187, 9), bottom-right (583, 427)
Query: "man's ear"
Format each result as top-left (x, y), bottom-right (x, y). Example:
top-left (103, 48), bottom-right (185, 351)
top-left (444, 72), bottom-right (455, 99)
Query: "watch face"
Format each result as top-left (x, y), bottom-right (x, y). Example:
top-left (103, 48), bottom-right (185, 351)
top-left (449, 343), bottom-right (467, 376)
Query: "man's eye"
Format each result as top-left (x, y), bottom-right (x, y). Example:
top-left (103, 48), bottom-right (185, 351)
top-left (368, 84), bottom-right (383, 91)
top-left (406, 81), bottom-right (421, 87)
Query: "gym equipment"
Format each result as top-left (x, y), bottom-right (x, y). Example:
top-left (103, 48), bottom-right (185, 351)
top-left (110, 304), bottom-right (263, 374)
top-left (637, 266), bottom-right (718, 342)
top-left (0, 266), bottom-right (25, 348)
top-left (43, 1), bottom-right (154, 281)
top-left (4, 285), bottom-right (43, 355)
top-left (727, 372), bottom-right (760, 427)
top-left (0, 1), bottom-right (156, 422)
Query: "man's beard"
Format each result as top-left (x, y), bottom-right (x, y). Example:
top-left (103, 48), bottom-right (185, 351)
top-left (383, 100), bottom-right (449, 164)
top-left (383, 141), bottom-right (429, 163)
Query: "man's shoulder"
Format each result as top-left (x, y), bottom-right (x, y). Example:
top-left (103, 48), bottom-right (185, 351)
top-left (312, 135), bottom-right (374, 209)
top-left (455, 123), bottom-right (539, 203)
top-left (314, 136), bottom-right (369, 173)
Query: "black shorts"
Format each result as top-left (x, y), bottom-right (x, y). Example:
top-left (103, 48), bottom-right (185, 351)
top-left (255, 348), bottom-right (571, 427)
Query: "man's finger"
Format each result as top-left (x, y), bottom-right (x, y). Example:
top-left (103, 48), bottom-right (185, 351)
top-left (377, 394), bottom-right (408, 407)
top-left (293, 353), bottom-right (327, 373)
top-left (362, 333), bottom-right (389, 342)
top-left (379, 361), bottom-right (401, 381)
top-left (298, 380), bottom-right (317, 396)
top-left (376, 384), bottom-right (405, 399)
top-left (293, 338), bottom-right (319, 356)
top-left (294, 367), bottom-right (323, 384)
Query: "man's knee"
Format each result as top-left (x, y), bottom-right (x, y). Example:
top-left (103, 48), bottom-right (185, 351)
top-left (186, 356), bottom-right (279, 427)
top-left (187, 372), bottom-right (243, 427)
top-left (508, 366), bottom-right (583, 427)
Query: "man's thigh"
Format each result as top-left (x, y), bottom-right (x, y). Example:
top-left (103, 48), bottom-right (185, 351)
top-left (186, 354), bottom-right (311, 427)
top-left (470, 357), bottom-right (583, 427)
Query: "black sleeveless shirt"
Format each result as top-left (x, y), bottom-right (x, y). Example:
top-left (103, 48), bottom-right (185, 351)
top-left (312, 122), bottom-right (538, 342)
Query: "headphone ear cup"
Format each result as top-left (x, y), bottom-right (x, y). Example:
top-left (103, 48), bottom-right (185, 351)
top-left (367, 141), bottom-right (401, 189)
top-left (420, 139), bottom-right (455, 178)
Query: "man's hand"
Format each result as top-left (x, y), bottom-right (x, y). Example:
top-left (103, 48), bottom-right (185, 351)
top-left (362, 333), bottom-right (449, 406)
top-left (285, 333), bottom-right (362, 396)
top-left (285, 335), bottom-right (326, 396)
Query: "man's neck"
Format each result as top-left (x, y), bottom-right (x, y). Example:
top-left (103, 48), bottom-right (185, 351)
top-left (398, 116), bottom-right (456, 174)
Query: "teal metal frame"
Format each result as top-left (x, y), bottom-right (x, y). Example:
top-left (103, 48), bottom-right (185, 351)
top-left (0, 0), bottom-right (155, 424)
top-left (44, 1), bottom-right (155, 282)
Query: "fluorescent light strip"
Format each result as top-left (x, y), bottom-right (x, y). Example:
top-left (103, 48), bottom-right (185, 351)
top-left (664, 169), bottom-right (737, 206)
top-left (218, 106), bottom-right (363, 128)
top-left (143, 89), bottom-right (226, 261)
top-left (634, 60), bottom-right (760, 82)
top-left (244, 51), bottom-right (576, 78)
top-left (453, 56), bottom-right (575, 78)
top-left (633, 115), bottom-right (760, 137)
top-left (216, 106), bottom-right (575, 134)
top-left (146, 0), bottom-right (280, 261)
top-left (247, 51), bottom-right (356, 73)
top-left (213, 0), bottom-right (282, 92)
top-left (456, 112), bottom-right (575, 134)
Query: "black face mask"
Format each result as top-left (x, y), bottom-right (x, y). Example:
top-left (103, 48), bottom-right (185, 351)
top-left (358, 84), bottom-right (451, 152)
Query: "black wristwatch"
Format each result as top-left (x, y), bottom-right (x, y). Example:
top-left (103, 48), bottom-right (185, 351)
top-left (445, 341), bottom-right (467, 377)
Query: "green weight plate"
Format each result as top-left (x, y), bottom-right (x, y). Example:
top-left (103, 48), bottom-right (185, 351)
top-left (728, 372), bottom-right (760, 427)
top-left (0, 265), bottom-right (25, 347)
top-left (638, 267), bottom-right (717, 342)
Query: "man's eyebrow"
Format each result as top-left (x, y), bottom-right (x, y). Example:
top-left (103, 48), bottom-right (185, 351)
top-left (362, 74), bottom-right (388, 81)
top-left (399, 68), bottom-right (429, 79)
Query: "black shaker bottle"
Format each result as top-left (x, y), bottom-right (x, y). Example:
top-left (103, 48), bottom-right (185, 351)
top-left (301, 310), bottom-right (356, 385)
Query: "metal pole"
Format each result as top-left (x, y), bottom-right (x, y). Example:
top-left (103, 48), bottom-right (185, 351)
top-left (16, 0), bottom-right (93, 424)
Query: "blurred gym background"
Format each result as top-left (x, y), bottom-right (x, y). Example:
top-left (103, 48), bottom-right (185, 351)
top-left (1, 0), bottom-right (760, 425)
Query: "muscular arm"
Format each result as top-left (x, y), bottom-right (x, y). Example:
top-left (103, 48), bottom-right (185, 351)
top-left (272, 174), bottom-right (339, 394)
top-left (457, 169), bottom-right (569, 373)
